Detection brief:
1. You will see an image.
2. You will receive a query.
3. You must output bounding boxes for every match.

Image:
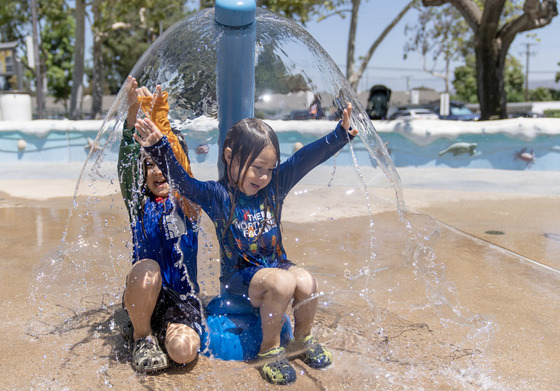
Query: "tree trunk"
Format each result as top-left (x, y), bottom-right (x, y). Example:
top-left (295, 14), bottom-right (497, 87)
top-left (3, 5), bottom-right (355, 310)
top-left (423, 0), bottom-right (558, 120)
top-left (90, 34), bottom-right (104, 119)
top-left (473, 0), bottom-right (506, 119)
top-left (345, 0), bottom-right (360, 85)
top-left (30, 0), bottom-right (45, 119)
top-left (70, 0), bottom-right (85, 120)
top-left (90, 0), bottom-right (103, 119)
top-left (474, 38), bottom-right (506, 119)
top-left (347, 0), bottom-right (415, 90)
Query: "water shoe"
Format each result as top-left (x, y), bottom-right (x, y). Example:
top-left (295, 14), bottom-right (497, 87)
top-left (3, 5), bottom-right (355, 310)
top-left (257, 347), bottom-right (296, 385)
top-left (131, 335), bottom-right (169, 372)
top-left (291, 335), bottom-right (333, 369)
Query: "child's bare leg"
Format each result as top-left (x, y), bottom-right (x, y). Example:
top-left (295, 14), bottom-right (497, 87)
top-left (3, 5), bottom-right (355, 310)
top-left (288, 268), bottom-right (332, 369)
top-left (123, 259), bottom-right (162, 340)
top-left (289, 267), bottom-right (318, 340)
top-left (165, 323), bottom-right (200, 364)
top-left (249, 268), bottom-right (296, 353)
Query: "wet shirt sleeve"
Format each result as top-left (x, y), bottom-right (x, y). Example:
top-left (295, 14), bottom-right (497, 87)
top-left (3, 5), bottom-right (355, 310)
top-left (144, 136), bottom-right (227, 220)
top-left (117, 123), bottom-right (142, 224)
top-left (277, 121), bottom-right (352, 199)
top-left (139, 92), bottom-right (201, 222)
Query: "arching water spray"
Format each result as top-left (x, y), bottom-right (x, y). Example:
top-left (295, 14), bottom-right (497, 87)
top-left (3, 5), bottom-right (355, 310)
top-left (25, 6), bottom-right (518, 390)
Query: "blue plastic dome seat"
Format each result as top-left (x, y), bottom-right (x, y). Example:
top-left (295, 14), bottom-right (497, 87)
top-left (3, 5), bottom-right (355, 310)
top-left (201, 291), bottom-right (293, 361)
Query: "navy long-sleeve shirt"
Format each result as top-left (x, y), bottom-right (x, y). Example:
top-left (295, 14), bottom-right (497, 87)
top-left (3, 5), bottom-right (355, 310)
top-left (145, 122), bottom-right (352, 284)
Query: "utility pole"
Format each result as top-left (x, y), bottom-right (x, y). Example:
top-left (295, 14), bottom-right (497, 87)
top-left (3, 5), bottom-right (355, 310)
top-left (30, 0), bottom-right (44, 119)
top-left (404, 75), bottom-right (412, 92)
top-left (523, 42), bottom-right (537, 102)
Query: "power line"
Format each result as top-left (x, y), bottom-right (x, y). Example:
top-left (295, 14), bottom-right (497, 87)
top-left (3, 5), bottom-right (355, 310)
top-left (340, 63), bottom-right (558, 74)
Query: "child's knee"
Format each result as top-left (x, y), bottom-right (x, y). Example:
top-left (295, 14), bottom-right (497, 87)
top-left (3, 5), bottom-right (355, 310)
top-left (165, 324), bottom-right (200, 364)
top-left (127, 259), bottom-right (161, 287)
top-left (293, 268), bottom-right (318, 297)
top-left (263, 270), bottom-right (297, 298)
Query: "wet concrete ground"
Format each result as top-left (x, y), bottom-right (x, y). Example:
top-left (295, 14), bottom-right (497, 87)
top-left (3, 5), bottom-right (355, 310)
top-left (1, 176), bottom-right (559, 389)
top-left (1, 163), bottom-right (560, 389)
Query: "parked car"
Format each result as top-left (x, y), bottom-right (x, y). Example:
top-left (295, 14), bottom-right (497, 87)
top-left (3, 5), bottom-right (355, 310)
top-left (389, 108), bottom-right (440, 120)
top-left (433, 101), bottom-right (479, 121)
top-left (511, 111), bottom-right (544, 118)
top-left (287, 110), bottom-right (314, 120)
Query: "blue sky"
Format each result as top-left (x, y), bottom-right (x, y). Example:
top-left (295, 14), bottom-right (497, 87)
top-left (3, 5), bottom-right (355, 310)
top-left (82, 1), bottom-right (559, 94)
top-left (303, 0), bottom-right (560, 93)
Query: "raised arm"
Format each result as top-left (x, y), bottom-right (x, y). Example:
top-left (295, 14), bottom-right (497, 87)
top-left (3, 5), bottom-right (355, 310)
top-left (137, 85), bottom-right (192, 176)
top-left (137, 85), bottom-right (200, 221)
top-left (118, 76), bottom-right (142, 223)
top-left (277, 102), bottom-right (356, 197)
top-left (342, 103), bottom-right (357, 136)
top-left (134, 118), bottom-right (218, 213)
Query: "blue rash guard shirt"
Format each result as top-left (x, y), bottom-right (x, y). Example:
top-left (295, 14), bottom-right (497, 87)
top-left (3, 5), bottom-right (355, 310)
top-left (145, 122), bottom-right (352, 290)
top-left (132, 196), bottom-right (199, 295)
top-left (118, 123), bottom-right (199, 297)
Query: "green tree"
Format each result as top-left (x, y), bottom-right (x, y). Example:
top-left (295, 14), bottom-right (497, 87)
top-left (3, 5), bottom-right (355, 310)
top-left (259, 0), bottom-right (330, 24)
top-left (0, 1), bottom-right (30, 91)
top-left (86, 0), bottom-right (188, 118)
top-left (259, 0), bottom-right (417, 91)
top-left (421, 0), bottom-right (558, 120)
top-left (41, 0), bottom-right (75, 106)
top-left (0, 1), bottom-right (29, 43)
top-left (528, 87), bottom-right (553, 101)
top-left (504, 55), bottom-right (524, 102)
top-left (70, 0), bottom-right (85, 119)
top-left (344, 0), bottom-right (416, 90)
top-left (255, 43), bottom-right (310, 95)
top-left (1, 0), bottom-right (76, 115)
top-left (452, 55), bottom-right (478, 102)
top-left (405, 3), bottom-right (470, 92)
top-left (453, 53), bottom-right (524, 103)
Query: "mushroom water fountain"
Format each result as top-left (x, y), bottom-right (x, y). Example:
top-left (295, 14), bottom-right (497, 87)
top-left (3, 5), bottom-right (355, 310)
top-left (26, 1), bottom-right (560, 389)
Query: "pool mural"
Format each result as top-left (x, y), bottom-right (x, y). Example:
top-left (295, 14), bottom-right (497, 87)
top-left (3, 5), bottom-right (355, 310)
top-left (2, 117), bottom-right (560, 171)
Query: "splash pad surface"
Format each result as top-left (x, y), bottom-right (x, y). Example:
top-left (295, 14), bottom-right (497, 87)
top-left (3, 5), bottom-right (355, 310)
top-left (2, 5), bottom-right (560, 390)
top-left (1, 171), bottom-right (560, 389)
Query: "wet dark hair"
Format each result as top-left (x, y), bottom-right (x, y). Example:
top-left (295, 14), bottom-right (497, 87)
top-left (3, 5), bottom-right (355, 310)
top-left (221, 118), bottom-right (281, 238)
top-left (220, 118), bottom-right (280, 183)
top-left (140, 153), bottom-right (155, 197)
top-left (138, 154), bottom-right (168, 237)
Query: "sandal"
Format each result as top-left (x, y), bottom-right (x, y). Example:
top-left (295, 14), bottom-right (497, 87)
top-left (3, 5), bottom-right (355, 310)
top-left (290, 335), bottom-right (333, 369)
top-left (257, 347), bottom-right (296, 385)
top-left (131, 335), bottom-right (169, 373)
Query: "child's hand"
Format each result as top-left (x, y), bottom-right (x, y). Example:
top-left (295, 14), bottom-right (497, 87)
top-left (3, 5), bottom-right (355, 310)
top-left (134, 118), bottom-right (163, 147)
top-left (342, 102), bottom-right (358, 137)
top-left (137, 84), bottom-right (163, 100)
top-left (125, 76), bottom-right (139, 127)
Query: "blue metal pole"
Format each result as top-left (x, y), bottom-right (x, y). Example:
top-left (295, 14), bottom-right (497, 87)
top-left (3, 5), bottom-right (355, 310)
top-left (215, 0), bottom-right (256, 177)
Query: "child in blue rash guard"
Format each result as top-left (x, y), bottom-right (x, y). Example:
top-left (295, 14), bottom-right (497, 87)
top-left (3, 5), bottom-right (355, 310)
top-left (134, 103), bottom-right (357, 385)
top-left (118, 76), bottom-right (202, 373)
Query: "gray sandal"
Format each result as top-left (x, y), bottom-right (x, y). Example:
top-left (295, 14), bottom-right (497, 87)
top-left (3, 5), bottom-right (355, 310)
top-left (131, 335), bottom-right (169, 372)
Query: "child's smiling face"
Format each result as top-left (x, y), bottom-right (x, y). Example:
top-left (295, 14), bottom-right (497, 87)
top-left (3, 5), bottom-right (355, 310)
top-left (227, 146), bottom-right (277, 196)
top-left (145, 158), bottom-right (169, 198)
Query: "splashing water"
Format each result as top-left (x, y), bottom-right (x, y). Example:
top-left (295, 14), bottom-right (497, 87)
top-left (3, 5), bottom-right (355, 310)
top-left (23, 7), bottom-right (560, 390)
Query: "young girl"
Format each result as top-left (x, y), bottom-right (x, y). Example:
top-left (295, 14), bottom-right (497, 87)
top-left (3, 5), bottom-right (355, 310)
top-left (134, 102), bottom-right (357, 385)
top-left (118, 76), bottom-right (202, 373)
